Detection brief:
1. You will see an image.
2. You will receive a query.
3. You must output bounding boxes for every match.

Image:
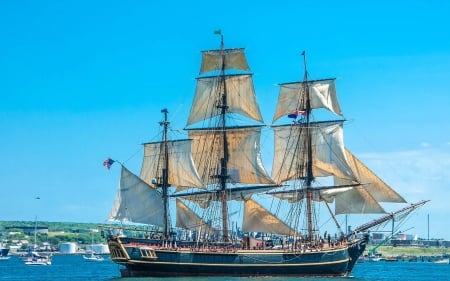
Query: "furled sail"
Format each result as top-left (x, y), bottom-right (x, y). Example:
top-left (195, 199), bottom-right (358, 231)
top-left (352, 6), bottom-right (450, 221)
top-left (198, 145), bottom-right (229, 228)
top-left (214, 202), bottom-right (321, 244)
top-left (273, 79), bottom-right (342, 123)
top-left (186, 74), bottom-right (263, 126)
top-left (242, 199), bottom-right (297, 236)
top-left (269, 186), bottom-right (331, 203)
top-left (140, 139), bottom-right (204, 191)
top-left (173, 185), bottom-right (279, 208)
top-left (107, 166), bottom-right (164, 226)
top-left (199, 48), bottom-right (250, 74)
top-left (175, 199), bottom-right (217, 234)
top-left (272, 121), bottom-right (356, 184)
top-left (188, 126), bottom-right (274, 185)
top-left (334, 149), bottom-right (406, 203)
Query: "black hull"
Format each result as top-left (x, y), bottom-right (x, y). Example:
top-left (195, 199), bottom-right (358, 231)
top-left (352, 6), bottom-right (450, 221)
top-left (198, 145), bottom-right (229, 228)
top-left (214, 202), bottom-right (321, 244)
top-left (108, 236), bottom-right (368, 277)
top-left (121, 262), bottom-right (347, 277)
top-left (346, 233), bottom-right (369, 273)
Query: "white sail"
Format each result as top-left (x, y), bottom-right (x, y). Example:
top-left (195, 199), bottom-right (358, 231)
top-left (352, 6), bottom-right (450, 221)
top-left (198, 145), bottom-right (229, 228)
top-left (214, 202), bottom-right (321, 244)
top-left (175, 199), bottom-right (217, 234)
top-left (242, 199), bottom-right (297, 236)
top-left (188, 126), bottom-right (274, 185)
top-left (269, 185), bottom-right (385, 214)
top-left (107, 166), bottom-right (164, 226)
top-left (321, 186), bottom-right (386, 214)
top-left (186, 74), bottom-right (264, 126)
top-left (140, 139), bottom-right (204, 191)
top-left (272, 121), bottom-right (355, 184)
top-left (199, 48), bottom-right (250, 74)
top-left (273, 79), bottom-right (342, 123)
top-left (334, 149), bottom-right (407, 203)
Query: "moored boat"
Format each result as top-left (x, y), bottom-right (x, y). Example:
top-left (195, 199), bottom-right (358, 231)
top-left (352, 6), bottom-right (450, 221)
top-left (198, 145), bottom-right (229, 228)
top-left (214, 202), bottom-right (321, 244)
top-left (83, 252), bottom-right (105, 262)
top-left (433, 258), bottom-right (449, 264)
top-left (24, 215), bottom-right (52, 266)
top-left (0, 242), bottom-right (9, 259)
top-left (24, 251), bottom-right (52, 266)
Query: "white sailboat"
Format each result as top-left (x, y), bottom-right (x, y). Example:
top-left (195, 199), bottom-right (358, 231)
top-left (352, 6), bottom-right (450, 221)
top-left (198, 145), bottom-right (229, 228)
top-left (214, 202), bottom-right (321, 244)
top-left (25, 216), bottom-right (51, 266)
top-left (83, 233), bottom-right (105, 262)
top-left (83, 251), bottom-right (105, 262)
top-left (24, 251), bottom-right (52, 266)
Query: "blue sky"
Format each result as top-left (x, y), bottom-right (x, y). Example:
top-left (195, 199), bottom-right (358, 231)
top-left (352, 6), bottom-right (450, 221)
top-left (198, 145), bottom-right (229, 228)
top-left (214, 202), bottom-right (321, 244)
top-left (1, 0), bottom-right (449, 239)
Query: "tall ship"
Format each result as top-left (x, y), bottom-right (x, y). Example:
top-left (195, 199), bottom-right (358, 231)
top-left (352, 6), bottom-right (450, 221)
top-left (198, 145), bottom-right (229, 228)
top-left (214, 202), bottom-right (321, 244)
top-left (102, 32), bottom-right (427, 277)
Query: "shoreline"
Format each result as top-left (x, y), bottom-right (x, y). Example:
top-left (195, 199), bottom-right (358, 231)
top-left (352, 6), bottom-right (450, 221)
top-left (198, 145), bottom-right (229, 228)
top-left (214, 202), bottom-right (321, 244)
top-left (368, 245), bottom-right (449, 257)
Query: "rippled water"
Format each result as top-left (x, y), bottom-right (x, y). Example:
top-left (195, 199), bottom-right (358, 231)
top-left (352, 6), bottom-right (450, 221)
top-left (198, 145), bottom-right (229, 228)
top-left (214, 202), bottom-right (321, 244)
top-left (1, 255), bottom-right (449, 281)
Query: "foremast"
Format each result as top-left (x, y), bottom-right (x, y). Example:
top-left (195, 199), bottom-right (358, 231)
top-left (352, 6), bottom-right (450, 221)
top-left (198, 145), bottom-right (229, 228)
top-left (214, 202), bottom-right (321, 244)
top-left (160, 108), bottom-right (171, 239)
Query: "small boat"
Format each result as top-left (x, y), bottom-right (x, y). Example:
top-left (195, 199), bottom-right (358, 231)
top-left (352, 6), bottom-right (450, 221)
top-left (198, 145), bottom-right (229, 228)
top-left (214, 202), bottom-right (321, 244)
top-left (1, 240), bottom-right (9, 259)
top-left (83, 232), bottom-right (105, 261)
top-left (24, 216), bottom-right (52, 266)
top-left (24, 251), bottom-right (52, 266)
top-left (433, 258), bottom-right (449, 264)
top-left (83, 252), bottom-right (105, 262)
top-left (368, 255), bottom-right (385, 262)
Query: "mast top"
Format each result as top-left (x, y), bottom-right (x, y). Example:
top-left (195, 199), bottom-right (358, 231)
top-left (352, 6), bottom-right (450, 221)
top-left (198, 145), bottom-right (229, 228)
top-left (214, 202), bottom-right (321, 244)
top-left (301, 50), bottom-right (308, 82)
top-left (214, 29), bottom-right (224, 50)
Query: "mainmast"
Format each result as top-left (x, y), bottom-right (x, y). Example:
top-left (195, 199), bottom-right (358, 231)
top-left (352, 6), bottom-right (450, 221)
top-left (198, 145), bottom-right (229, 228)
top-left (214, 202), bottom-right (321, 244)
top-left (160, 108), bottom-right (171, 239)
top-left (217, 31), bottom-right (230, 242)
top-left (188, 32), bottom-right (266, 242)
top-left (302, 51), bottom-right (314, 240)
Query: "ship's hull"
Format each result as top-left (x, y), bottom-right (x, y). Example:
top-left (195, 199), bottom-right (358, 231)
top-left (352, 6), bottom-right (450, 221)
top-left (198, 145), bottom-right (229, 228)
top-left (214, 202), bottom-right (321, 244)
top-left (108, 236), bottom-right (368, 277)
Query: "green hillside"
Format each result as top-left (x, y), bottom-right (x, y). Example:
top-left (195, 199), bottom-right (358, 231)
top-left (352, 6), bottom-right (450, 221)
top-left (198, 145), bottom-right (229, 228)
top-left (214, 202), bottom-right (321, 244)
top-left (0, 221), bottom-right (106, 250)
top-left (372, 245), bottom-right (449, 256)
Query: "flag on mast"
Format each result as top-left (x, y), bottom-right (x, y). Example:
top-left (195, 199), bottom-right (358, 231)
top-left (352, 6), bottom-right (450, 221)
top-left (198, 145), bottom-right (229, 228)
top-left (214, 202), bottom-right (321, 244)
top-left (103, 158), bottom-right (115, 169)
top-left (288, 109), bottom-right (306, 119)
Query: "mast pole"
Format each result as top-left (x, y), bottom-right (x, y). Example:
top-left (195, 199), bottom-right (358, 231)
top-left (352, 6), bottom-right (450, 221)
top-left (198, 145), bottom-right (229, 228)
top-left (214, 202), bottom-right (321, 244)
top-left (161, 108), bottom-right (170, 239)
top-left (34, 215), bottom-right (37, 249)
top-left (302, 50), bottom-right (314, 240)
top-left (216, 30), bottom-right (230, 242)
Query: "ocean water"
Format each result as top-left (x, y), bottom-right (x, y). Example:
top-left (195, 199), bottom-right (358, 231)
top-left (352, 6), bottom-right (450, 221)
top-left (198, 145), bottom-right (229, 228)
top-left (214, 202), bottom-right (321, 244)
top-left (1, 255), bottom-right (449, 281)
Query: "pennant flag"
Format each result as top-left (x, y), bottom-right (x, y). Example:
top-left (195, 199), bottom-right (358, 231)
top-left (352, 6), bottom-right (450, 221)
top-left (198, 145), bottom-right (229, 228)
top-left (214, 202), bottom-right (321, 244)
top-left (213, 29), bottom-right (222, 35)
top-left (103, 158), bottom-right (115, 170)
